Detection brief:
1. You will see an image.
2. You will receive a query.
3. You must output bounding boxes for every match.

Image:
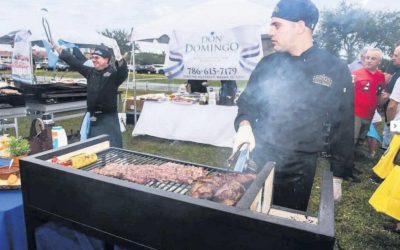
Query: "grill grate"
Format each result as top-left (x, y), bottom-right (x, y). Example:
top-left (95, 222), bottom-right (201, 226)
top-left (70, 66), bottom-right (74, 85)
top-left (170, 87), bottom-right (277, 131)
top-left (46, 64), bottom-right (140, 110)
top-left (84, 148), bottom-right (221, 196)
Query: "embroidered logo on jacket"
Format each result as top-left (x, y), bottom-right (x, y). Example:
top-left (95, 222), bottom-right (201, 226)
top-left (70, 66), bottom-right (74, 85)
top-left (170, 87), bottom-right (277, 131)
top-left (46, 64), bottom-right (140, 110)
top-left (312, 74), bottom-right (332, 87)
top-left (103, 72), bottom-right (111, 77)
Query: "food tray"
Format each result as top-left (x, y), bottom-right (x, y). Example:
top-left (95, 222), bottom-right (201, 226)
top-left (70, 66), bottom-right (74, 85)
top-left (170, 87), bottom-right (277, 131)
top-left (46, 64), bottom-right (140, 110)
top-left (171, 100), bottom-right (195, 105)
top-left (0, 178), bottom-right (21, 189)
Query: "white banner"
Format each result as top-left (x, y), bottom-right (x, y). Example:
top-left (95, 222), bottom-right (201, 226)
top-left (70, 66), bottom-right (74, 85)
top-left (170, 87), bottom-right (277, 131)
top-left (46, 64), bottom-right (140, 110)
top-left (164, 25), bottom-right (263, 80)
top-left (11, 30), bottom-right (33, 84)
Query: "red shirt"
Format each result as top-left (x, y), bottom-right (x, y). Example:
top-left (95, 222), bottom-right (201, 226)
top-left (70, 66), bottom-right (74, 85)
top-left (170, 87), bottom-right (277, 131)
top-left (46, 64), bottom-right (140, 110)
top-left (352, 68), bottom-right (385, 119)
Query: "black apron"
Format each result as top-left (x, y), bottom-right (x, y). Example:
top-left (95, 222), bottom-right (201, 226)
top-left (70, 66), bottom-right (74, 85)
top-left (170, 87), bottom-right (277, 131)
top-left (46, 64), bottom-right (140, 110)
top-left (89, 112), bottom-right (122, 148)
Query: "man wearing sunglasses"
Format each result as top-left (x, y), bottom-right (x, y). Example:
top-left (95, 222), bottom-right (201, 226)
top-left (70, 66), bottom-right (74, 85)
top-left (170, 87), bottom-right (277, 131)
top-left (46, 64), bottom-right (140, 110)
top-left (54, 44), bottom-right (128, 148)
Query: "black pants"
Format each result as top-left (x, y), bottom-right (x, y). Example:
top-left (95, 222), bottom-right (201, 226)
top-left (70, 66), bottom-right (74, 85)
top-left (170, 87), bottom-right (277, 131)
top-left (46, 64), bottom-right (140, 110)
top-left (252, 144), bottom-right (318, 211)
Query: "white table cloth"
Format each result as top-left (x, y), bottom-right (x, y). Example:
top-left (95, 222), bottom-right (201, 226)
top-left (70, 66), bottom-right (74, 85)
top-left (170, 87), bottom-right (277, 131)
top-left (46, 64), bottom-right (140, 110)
top-left (132, 101), bottom-right (238, 148)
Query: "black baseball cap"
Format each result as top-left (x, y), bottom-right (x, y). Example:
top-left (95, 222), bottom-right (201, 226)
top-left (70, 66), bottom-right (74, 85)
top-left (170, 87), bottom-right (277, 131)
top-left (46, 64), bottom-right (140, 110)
top-left (92, 45), bottom-right (111, 59)
top-left (271, 0), bottom-right (319, 30)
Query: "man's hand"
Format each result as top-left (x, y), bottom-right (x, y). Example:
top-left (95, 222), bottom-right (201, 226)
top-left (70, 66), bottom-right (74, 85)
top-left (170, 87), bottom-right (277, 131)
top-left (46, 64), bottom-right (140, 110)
top-left (233, 124), bottom-right (255, 153)
top-left (333, 177), bottom-right (343, 202)
top-left (50, 41), bottom-right (63, 54)
top-left (384, 73), bottom-right (392, 84)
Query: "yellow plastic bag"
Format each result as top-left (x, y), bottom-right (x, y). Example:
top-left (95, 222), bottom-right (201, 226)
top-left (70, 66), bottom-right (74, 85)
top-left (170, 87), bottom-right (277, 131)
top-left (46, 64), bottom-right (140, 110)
top-left (373, 134), bottom-right (400, 179)
top-left (369, 166), bottom-right (400, 221)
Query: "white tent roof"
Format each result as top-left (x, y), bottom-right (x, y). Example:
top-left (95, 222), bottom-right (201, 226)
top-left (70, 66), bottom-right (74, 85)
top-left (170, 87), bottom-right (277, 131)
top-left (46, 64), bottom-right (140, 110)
top-left (134, 0), bottom-right (271, 41)
top-left (0, 44), bottom-right (13, 52)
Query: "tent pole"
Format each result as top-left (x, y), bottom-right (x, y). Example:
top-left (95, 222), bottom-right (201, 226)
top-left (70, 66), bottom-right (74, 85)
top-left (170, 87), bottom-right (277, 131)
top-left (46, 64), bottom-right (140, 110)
top-left (129, 27), bottom-right (137, 125)
top-left (29, 34), bottom-right (35, 84)
top-left (133, 42), bottom-right (137, 124)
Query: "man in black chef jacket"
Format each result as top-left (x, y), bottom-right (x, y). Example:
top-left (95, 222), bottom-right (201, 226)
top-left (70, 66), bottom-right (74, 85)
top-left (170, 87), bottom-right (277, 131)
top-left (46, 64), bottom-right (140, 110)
top-left (54, 44), bottom-right (128, 148)
top-left (233, 0), bottom-right (354, 211)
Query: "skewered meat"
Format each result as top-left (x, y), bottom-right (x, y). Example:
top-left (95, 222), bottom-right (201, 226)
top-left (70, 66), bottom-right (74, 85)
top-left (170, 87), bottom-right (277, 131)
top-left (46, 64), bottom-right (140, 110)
top-left (91, 162), bottom-right (256, 206)
top-left (91, 162), bottom-right (208, 185)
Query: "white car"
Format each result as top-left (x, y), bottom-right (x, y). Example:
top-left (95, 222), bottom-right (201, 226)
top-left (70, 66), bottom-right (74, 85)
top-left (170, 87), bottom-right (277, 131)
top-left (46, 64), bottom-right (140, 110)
top-left (153, 64), bottom-right (164, 74)
top-left (128, 64), bottom-right (135, 71)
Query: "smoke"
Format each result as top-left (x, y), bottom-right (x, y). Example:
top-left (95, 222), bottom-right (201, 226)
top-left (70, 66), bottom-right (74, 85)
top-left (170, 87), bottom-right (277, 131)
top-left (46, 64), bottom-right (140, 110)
top-left (238, 52), bottom-right (348, 154)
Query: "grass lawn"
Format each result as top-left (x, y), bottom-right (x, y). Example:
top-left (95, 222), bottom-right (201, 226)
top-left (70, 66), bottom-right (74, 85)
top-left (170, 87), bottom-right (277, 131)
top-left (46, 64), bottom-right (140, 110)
top-left (1, 74), bottom-right (399, 249)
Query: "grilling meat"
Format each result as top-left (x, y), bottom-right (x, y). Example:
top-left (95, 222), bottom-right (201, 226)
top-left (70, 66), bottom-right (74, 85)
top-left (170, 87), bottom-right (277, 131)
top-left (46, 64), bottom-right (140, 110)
top-left (213, 180), bottom-right (245, 206)
top-left (91, 162), bottom-right (256, 206)
top-left (188, 177), bottom-right (223, 199)
top-left (188, 172), bottom-right (256, 205)
top-left (91, 162), bottom-right (208, 185)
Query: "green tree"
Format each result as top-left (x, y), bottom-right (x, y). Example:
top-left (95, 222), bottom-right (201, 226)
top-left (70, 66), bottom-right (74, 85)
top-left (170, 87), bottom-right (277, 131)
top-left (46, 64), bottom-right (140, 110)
top-left (315, 1), bottom-right (373, 62)
top-left (368, 11), bottom-right (400, 55)
top-left (136, 52), bottom-right (165, 65)
top-left (315, 1), bottom-right (400, 62)
top-left (99, 28), bottom-right (139, 59)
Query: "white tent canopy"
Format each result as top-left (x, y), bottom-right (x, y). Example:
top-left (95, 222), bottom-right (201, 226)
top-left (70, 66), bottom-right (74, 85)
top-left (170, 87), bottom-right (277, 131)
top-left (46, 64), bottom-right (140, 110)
top-left (134, 0), bottom-right (271, 41)
top-left (54, 31), bottom-right (117, 48)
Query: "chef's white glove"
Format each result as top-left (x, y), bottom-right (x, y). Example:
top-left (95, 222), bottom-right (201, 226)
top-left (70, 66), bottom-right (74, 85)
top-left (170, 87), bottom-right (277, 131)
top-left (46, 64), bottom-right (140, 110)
top-left (103, 38), bottom-right (122, 61)
top-left (333, 177), bottom-right (343, 202)
top-left (111, 42), bottom-right (122, 61)
top-left (232, 124), bottom-right (255, 153)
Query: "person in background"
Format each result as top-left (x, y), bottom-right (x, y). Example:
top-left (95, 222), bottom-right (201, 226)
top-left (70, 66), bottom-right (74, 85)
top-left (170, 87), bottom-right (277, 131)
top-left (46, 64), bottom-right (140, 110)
top-left (348, 47), bottom-right (368, 72)
top-left (219, 80), bottom-right (237, 106)
top-left (352, 48), bottom-right (385, 158)
top-left (233, 0), bottom-right (354, 211)
top-left (186, 79), bottom-right (208, 93)
top-left (385, 77), bottom-right (400, 141)
top-left (348, 47), bottom-right (384, 160)
top-left (383, 40), bottom-right (400, 83)
top-left (381, 45), bottom-right (400, 148)
top-left (54, 44), bottom-right (128, 148)
top-left (367, 110), bottom-right (383, 159)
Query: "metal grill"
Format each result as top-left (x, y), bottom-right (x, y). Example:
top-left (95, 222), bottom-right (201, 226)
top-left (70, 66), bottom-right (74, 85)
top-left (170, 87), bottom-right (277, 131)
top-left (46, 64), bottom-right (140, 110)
top-left (19, 83), bottom-right (87, 103)
top-left (0, 94), bottom-right (25, 108)
top-left (83, 148), bottom-right (222, 196)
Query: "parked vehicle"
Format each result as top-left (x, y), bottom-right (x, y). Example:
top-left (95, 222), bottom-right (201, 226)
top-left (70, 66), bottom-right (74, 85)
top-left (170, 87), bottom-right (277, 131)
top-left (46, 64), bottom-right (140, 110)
top-left (36, 62), bottom-right (48, 70)
top-left (135, 65), bottom-right (156, 74)
top-left (47, 62), bottom-right (70, 71)
top-left (56, 63), bottom-right (70, 71)
top-left (153, 64), bottom-right (164, 74)
top-left (128, 65), bottom-right (135, 71)
top-left (3, 63), bottom-right (11, 70)
top-left (35, 63), bottom-right (44, 70)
